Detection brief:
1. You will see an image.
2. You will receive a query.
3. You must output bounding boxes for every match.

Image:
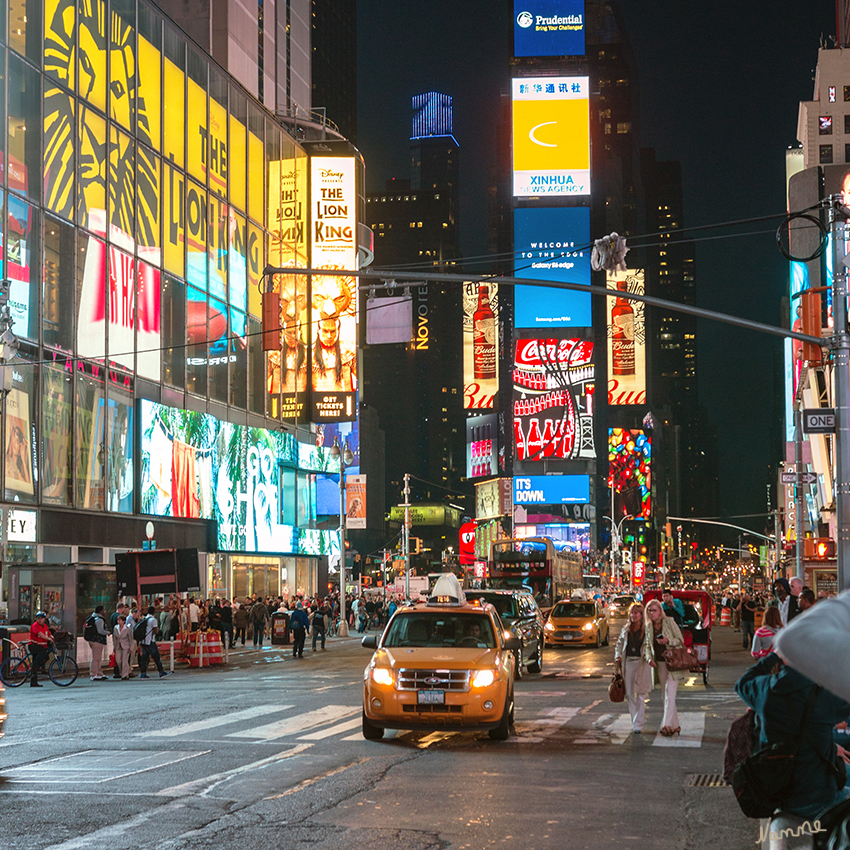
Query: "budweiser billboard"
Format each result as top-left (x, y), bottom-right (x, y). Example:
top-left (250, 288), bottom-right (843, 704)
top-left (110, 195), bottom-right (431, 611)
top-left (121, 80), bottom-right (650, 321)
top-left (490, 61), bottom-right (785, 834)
top-left (512, 337), bottom-right (595, 464)
top-left (606, 269), bottom-right (646, 406)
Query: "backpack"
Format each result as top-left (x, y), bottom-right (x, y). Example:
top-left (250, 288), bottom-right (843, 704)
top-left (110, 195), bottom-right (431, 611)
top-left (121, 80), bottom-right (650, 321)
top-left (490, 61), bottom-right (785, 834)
top-left (83, 615), bottom-right (99, 641)
top-left (133, 617), bottom-right (149, 643)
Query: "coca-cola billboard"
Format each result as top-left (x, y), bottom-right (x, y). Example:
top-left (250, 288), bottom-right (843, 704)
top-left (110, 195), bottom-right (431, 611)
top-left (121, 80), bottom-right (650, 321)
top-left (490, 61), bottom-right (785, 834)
top-left (512, 337), bottom-right (595, 464)
top-left (606, 269), bottom-right (646, 406)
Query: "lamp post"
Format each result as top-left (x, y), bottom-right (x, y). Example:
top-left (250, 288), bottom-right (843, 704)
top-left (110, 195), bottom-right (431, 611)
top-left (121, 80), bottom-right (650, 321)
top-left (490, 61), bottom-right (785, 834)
top-left (330, 437), bottom-right (355, 638)
top-left (603, 514), bottom-right (634, 588)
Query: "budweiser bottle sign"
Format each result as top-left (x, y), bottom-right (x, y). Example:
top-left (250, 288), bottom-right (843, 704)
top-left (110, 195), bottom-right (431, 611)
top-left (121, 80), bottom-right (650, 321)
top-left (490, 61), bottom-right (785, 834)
top-left (473, 284), bottom-right (496, 379)
top-left (611, 280), bottom-right (635, 376)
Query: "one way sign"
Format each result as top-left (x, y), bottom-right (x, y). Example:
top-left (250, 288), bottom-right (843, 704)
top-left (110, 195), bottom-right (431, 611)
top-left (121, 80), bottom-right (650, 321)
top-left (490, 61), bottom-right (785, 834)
top-left (803, 408), bottom-right (836, 434)
top-left (780, 471), bottom-right (818, 484)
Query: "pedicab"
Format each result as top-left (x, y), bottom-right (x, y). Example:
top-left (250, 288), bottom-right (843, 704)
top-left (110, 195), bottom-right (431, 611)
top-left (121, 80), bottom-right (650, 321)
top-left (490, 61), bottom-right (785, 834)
top-left (643, 589), bottom-right (712, 685)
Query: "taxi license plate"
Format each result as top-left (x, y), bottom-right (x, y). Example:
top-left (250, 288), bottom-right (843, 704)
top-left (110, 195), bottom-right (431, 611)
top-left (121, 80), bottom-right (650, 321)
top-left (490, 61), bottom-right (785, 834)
top-left (418, 690), bottom-right (445, 705)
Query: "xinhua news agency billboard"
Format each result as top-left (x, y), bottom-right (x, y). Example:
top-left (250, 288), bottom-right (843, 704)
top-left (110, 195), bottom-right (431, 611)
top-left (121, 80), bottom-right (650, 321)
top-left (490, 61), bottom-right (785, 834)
top-left (514, 0), bottom-right (585, 58)
top-left (512, 76), bottom-right (589, 198)
top-left (513, 207), bottom-right (591, 328)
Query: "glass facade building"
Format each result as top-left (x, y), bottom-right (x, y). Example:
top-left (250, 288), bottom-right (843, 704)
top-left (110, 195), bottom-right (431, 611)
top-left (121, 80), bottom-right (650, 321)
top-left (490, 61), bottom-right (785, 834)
top-left (0, 0), bottom-right (339, 628)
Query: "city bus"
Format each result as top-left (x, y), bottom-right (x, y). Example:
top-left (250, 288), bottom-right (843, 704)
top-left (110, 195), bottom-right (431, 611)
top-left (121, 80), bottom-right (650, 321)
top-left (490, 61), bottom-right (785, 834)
top-left (489, 537), bottom-right (583, 609)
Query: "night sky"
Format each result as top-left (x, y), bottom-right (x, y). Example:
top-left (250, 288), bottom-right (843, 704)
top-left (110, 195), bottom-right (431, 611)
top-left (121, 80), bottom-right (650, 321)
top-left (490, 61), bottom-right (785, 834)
top-left (356, 0), bottom-right (837, 529)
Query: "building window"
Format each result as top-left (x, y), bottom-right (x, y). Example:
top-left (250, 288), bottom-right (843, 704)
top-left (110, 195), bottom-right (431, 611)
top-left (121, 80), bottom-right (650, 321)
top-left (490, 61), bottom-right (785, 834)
top-left (845, 143), bottom-right (850, 162)
top-left (616, 122), bottom-right (631, 134)
top-left (820, 144), bottom-right (834, 164)
top-left (819, 116), bottom-right (833, 135)
top-left (604, 123), bottom-right (612, 135)
top-left (830, 86), bottom-right (837, 103)
top-left (844, 86), bottom-right (850, 101)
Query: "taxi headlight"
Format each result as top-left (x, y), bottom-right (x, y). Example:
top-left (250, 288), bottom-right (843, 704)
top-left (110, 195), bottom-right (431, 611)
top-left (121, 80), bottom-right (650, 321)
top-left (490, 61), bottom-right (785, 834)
top-left (370, 667), bottom-right (394, 686)
top-left (583, 622), bottom-right (594, 631)
top-left (503, 629), bottom-right (512, 640)
top-left (544, 621), bottom-right (555, 632)
top-left (472, 669), bottom-right (497, 688)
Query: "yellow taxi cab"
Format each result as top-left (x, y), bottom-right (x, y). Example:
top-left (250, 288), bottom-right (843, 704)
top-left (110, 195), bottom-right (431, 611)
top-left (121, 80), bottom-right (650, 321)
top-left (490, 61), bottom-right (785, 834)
top-left (361, 573), bottom-right (521, 740)
top-left (544, 597), bottom-right (610, 647)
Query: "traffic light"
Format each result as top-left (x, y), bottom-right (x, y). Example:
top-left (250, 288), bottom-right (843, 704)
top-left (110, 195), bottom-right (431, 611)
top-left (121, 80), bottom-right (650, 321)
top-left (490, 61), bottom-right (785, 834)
top-left (411, 537), bottom-right (422, 554)
top-left (804, 537), bottom-right (835, 558)
top-left (261, 291), bottom-right (281, 350)
top-left (800, 289), bottom-right (823, 366)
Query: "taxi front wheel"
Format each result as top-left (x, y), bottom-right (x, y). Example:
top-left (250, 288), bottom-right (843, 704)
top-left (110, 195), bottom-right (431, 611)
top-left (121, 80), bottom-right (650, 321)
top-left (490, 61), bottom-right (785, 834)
top-left (489, 689), bottom-right (514, 741)
top-left (362, 711), bottom-right (384, 740)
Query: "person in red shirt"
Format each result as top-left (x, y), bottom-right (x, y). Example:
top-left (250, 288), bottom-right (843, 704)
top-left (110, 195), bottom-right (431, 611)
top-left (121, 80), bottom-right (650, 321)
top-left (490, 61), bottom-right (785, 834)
top-left (29, 611), bottom-right (53, 688)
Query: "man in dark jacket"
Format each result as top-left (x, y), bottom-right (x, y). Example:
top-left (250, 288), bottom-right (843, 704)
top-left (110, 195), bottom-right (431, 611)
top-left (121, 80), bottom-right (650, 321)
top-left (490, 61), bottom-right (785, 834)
top-left (250, 599), bottom-right (269, 648)
top-left (289, 602), bottom-right (310, 658)
top-left (736, 652), bottom-right (850, 819)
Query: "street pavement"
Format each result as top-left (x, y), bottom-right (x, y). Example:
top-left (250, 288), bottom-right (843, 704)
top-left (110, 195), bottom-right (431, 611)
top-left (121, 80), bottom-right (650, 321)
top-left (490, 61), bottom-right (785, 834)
top-left (0, 622), bottom-right (761, 850)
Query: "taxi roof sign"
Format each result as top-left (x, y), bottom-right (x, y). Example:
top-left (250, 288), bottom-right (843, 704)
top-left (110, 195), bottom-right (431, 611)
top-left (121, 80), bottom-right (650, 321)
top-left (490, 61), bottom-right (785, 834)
top-left (428, 573), bottom-right (466, 606)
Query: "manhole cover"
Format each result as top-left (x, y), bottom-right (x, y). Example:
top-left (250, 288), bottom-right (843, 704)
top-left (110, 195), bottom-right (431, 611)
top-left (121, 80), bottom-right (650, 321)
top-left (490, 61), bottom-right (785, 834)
top-left (4, 749), bottom-right (209, 783)
top-left (685, 774), bottom-right (730, 788)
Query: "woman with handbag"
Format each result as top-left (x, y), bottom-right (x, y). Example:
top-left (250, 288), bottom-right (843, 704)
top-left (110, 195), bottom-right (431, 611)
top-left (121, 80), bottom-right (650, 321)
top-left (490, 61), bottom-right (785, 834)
top-left (614, 603), bottom-right (652, 733)
top-left (645, 598), bottom-right (686, 737)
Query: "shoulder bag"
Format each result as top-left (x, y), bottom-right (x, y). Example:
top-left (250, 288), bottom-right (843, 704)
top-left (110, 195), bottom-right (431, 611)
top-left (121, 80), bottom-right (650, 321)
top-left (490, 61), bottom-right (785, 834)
top-left (608, 671), bottom-right (625, 703)
top-left (663, 645), bottom-right (700, 671)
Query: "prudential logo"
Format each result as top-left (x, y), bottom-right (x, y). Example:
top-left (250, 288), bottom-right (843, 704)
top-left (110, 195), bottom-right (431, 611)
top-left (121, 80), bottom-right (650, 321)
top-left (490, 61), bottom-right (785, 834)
top-left (517, 10), bottom-right (533, 27)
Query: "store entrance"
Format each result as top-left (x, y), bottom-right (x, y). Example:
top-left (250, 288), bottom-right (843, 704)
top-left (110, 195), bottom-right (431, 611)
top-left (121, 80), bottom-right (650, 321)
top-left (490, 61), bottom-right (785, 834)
top-left (231, 555), bottom-right (286, 601)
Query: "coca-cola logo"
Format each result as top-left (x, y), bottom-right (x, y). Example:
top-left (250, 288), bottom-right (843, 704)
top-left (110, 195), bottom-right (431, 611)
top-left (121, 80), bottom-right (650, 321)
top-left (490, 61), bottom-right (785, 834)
top-left (514, 338), bottom-right (593, 368)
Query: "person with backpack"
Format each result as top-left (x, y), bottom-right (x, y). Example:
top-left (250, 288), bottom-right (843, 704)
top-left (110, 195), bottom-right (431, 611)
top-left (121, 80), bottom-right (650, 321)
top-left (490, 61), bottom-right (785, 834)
top-left (311, 604), bottom-right (328, 652)
top-left (289, 601), bottom-right (310, 658)
top-left (250, 598), bottom-right (270, 648)
top-left (136, 606), bottom-right (172, 679)
top-left (84, 605), bottom-right (110, 681)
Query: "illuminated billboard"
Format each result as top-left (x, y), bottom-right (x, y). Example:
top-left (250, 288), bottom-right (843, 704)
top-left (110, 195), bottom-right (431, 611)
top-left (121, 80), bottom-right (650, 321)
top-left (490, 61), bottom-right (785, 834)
top-left (608, 429), bottom-right (651, 520)
top-left (139, 400), bottom-right (338, 554)
top-left (514, 0), bottom-right (585, 57)
top-left (513, 207), bottom-right (591, 328)
top-left (512, 337), bottom-right (595, 463)
top-left (512, 76), bottom-right (589, 197)
top-left (463, 281), bottom-right (499, 409)
top-left (606, 269), bottom-right (646, 405)
top-left (466, 413), bottom-right (498, 479)
top-left (310, 157), bottom-right (358, 423)
top-left (514, 474), bottom-right (590, 505)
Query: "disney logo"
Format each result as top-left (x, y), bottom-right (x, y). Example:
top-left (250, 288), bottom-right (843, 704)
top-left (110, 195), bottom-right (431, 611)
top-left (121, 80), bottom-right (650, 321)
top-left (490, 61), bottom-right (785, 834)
top-left (319, 169), bottom-right (344, 179)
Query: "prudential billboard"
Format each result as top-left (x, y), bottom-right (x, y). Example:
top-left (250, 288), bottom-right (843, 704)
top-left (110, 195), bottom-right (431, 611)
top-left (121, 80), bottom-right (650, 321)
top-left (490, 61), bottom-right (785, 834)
top-left (514, 0), bottom-right (585, 58)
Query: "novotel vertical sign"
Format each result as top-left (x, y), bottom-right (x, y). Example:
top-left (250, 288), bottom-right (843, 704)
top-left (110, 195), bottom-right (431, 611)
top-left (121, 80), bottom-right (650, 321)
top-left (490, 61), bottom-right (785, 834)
top-left (513, 474), bottom-right (590, 505)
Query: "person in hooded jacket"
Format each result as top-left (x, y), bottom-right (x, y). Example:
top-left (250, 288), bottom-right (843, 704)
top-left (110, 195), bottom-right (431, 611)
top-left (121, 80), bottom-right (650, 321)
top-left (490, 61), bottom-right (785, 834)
top-left (289, 602), bottom-right (310, 658)
top-left (736, 652), bottom-right (850, 820)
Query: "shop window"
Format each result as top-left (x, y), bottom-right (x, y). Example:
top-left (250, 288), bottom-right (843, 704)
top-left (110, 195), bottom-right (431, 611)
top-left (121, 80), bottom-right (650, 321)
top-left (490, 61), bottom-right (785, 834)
top-left (248, 314), bottom-right (264, 415)
top-left (247, 102), bottom-right (265, 225)
top-left (43, 216), bottom-right (75, 353)
top-left (108, 247), bottom-right (136, 373)
top-left (76, 233), bottom-right (106, 360)
top-left (76, 570), bottom-right (116, 635)
top-left (229, 87), bottom-right (247, 213)
top-left (297, 471), bottom-right (316, 528)
top-left (136, 260), bottom-right (161, 382)
top-left (104, 390), bottom-right (133, 512)
top-left (281, 467), bottom-right (296, 526)
top-left (109, 0), bottom-right (137, 134)
top-left (162, 162), bottom-right (185, 277)
top-left (76, 369), bottom-right (105, 509)
top-left (7, 194), bottom-right (39, 340)
top-left (4, 356), bottom-right (37, 503)
top-left (8, 54), bottom-right (40, 202)
top-left (42, 364), bottom-right (73, 505)
top-left (137, 2), bottom-right (162, 151)
top-left (78, 107), bottom-right (106, 233)
top-left (229, 308), bottom-right (247, 409)
top-left (186, 180), bottom-right (207, 290)
top-left (161, 274), bottom-right (185, 389)
top-left (208, 295), bottom-right (229, 403)
top-left (43, 86), bottom-right (75, 220)
top-left (109, 126), bottom-right (135, 241)
top-left (163, 24), bottom-right (186, 169)
top-left (136, 145), bottom-right (161, 252)
top-left (8, 0), bottom-right (40, 66)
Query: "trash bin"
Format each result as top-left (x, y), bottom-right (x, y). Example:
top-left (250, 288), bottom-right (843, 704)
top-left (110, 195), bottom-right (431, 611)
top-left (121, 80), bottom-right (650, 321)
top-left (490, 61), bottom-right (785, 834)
top-left (271, 612), bottom-right (289, 645)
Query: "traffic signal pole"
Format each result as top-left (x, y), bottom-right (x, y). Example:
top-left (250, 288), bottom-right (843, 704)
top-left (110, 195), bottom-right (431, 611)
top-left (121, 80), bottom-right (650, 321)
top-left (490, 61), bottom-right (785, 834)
top-left (829, 196), bottom-right (850, 592)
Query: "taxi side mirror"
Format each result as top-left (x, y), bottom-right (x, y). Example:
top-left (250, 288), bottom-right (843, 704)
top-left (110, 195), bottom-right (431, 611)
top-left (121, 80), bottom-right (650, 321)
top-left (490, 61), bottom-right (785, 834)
top-left (361, 635), bottom-right (378, 649)
top-left (504, 638), bottom-right (522, 652)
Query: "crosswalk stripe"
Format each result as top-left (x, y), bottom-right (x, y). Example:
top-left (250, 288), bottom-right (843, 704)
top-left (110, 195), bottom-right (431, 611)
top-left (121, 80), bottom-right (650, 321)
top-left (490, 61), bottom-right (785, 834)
top-left (298, 717), bottom-right (362, 741)
top-left (512, 706), bottom-right (580, 742)
top-left (605, 713), bottom-right (635, 744)
top-left (652, 712), bottom-right (705, 748)
top-left (142, 705), bottom-right (292, 738)
top-left (226, 705), bottom-right (358, 740)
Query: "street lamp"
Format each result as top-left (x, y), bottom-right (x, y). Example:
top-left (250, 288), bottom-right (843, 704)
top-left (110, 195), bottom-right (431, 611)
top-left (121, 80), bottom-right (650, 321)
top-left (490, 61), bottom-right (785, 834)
top-left (603, 514), bottom-right (634, 588)
top-left (330, 436), bottom-right (355, 638)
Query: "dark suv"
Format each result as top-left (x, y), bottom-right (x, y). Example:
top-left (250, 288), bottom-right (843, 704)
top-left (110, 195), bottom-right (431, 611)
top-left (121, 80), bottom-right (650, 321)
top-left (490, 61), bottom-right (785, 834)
top-left (472, 589), bottom-right (544, 676)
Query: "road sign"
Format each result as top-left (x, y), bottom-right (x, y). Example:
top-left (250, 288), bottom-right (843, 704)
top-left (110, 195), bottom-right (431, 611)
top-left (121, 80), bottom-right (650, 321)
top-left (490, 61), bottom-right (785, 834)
top-left (803, 408), bottom-right (836, 434)
top-left (780, 471), bottom-right (818, 484)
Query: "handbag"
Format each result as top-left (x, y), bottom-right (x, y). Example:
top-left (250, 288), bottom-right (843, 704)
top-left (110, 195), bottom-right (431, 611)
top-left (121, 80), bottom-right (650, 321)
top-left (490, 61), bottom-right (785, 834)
top-left (663, 646), bottom-right (699, 671)
top-left (731, 687), bottom-right (821, 819)
top-left (609, 671), bottom-right (625, 703)
top-left (723, 708), bottom-right (756, 784)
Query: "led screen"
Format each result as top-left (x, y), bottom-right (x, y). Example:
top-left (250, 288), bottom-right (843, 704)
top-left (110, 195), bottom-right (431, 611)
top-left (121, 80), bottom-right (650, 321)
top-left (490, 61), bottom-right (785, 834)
top-left (512, 76), bottom-right (589, 197)
top-left (513, 0), bottom-right (585, 57)
top-left (466, 413), bottom-right (498, 479)
top-left (606, 269), bottom-right (646, 405)
top-left (140, 400), bottom-right (338, 554)
top-left (512, 337), bottom-right (595, 464)
top-left (513, 207), bottom-right (590, 328)
top-left (463, 281), bottom-right (499, 409)
top-left (608, 428), bottom-right (651, 520)
top-left (514, 474), bottom-right (590, 505)
top-left (310, 156), bottom-right (358, 423)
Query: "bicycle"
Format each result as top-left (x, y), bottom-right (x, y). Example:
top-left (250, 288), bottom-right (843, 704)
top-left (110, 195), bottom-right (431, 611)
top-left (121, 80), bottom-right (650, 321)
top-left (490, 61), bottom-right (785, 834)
top-left (326, 617), bottom-right (340, 638)
top-left (0, 639), bottom-right (79, 687)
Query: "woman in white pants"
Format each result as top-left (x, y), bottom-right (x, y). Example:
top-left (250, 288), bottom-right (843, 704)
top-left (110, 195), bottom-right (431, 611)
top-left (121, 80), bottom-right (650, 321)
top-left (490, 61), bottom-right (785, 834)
top-left (644, 598), bottom-right (685, 736)
top-left (614, 603), bottom-right (652, 733)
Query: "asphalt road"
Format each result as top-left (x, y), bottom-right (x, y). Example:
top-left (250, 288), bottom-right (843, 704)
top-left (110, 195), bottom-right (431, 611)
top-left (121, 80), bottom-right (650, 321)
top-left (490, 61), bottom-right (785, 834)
top-left (0, 623), bottom-right (760, 850)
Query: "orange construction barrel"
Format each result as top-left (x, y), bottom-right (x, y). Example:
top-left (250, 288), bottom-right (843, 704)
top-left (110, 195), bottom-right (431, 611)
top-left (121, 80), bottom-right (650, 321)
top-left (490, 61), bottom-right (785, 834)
top-left (754, 609), bottom-right (764, 629)
top-left (720, 607), bottom-right (732, 627)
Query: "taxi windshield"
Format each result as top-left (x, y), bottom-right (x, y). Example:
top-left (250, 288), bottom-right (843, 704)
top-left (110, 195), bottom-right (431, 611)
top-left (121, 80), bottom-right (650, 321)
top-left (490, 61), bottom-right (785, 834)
top-left (552, 602), bottom-right (596, 618)
top-left (383, 614), bottom-right (497, 648)
top-left (474, 593), bottom-right (517, 619)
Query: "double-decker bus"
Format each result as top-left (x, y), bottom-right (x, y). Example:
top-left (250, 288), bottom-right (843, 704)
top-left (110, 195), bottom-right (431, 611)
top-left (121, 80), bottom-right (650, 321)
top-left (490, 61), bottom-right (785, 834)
top-left (489, 537), bottom-right (583, 608)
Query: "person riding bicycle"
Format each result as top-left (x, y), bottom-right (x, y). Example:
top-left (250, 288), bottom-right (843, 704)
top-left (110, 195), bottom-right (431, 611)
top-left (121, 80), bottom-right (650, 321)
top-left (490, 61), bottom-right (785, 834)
top-left (29, 611), bottom-right (54, 688)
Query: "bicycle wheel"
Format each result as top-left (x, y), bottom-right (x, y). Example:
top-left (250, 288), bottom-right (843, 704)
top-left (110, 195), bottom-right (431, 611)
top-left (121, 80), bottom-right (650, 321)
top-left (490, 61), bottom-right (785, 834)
top-left (49, 655), bottom-right (78, 686)
top-left (0, 657), bottom-right (30, 687)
